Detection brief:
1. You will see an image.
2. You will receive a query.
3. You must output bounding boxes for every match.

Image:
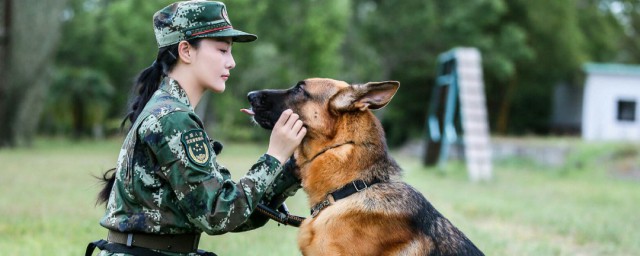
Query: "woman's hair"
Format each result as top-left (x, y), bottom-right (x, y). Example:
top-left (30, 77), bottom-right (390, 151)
top-left (96, 39), bottom-right (202, 206)
top-left (122, 38), bottom-right (203, 129)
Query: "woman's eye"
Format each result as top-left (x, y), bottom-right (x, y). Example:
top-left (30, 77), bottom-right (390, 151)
top-left (220, 49), bottom-right (228, 53)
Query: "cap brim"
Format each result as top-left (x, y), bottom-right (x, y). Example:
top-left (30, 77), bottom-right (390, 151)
top-left (196, 29), bottom-right (257, 43)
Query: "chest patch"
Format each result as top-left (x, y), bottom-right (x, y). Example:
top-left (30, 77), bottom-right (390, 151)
top-left (181, 129), bottom-right (211, 166)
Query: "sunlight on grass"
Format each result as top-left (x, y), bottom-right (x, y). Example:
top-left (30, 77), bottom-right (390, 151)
top-left (0, 138), bottom-right (638, 255)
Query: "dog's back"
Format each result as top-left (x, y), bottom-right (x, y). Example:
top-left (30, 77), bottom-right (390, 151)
top-left (404, 182), bottom-right (483, 255)
top-left (296, 158), bottom-right (483, 255)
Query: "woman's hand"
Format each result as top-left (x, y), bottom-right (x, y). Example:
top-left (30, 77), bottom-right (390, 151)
top-left (266, 109), bottom-right (307, 164)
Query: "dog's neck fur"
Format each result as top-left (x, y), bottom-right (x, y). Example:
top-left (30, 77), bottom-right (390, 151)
top-left (296, 111), bottom-right (399, 206)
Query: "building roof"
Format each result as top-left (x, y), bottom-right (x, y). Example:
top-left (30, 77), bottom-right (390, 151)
top-left (584, 63), bottom-right (640, 76)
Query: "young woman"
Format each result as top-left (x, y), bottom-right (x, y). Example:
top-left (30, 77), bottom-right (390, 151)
top-left (86, 1), bottom-right (306, 255)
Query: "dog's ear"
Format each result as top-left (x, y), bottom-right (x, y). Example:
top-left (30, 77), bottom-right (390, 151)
top-left (331, 81), bottom-right (400, 111)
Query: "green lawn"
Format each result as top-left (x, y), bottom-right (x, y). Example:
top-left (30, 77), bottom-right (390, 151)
top-left (0, 138), bottom-right (638, 255)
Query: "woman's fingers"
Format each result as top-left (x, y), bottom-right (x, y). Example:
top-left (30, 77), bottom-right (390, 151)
top-left (292, 120), bottom-right (305, 136)
top-left (266, 109), bottom-right (307, 163)
top-left (274, 109), bottom-right (293, 129)
top-left (296, 126), bottom-right (307, 140)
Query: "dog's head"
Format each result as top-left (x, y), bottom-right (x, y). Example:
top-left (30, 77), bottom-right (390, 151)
top-left (244, 78), bottom-right (399, 200)
top-left (243, 78), bottom-right (399, 135)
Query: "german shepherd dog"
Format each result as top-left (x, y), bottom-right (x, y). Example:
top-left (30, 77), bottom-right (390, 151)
top-left (243, 78), bottom-right (483, 255)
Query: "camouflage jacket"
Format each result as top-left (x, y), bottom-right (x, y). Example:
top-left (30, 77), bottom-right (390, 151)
top-left (100, 77), bottom-right (300, 236)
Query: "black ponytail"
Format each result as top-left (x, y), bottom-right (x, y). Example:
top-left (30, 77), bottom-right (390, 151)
top-left (97, 39), bottom-right (203, 206)
top-left (121, 46), bottom-right (177, 130)
top-left (121, 38), bottom-right (204, 130)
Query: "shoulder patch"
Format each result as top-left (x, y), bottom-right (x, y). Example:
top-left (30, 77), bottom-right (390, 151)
top-left (181, 129), bottom-right (211, 166)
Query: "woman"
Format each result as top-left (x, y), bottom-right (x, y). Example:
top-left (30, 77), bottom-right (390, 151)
top-left (86, 1), bottom-right (306, 255)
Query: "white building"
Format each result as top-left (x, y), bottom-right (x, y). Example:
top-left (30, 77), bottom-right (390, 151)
top-left (582, 63), bottom-right (640, 141)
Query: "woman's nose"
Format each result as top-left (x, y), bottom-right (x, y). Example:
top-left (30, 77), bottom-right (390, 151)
top-left (226, 55), bottom-right (236, 69)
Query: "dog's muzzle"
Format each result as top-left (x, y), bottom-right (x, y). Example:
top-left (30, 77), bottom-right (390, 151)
top-left (243, 91), bottom-right (280, 129)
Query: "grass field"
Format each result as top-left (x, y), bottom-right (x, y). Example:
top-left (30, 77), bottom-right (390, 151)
top-left (0, 137), bottom-right (639, 255)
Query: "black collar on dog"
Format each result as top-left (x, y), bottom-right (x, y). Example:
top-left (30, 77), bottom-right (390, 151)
top-left (310, 177), bottom-right (382, 218)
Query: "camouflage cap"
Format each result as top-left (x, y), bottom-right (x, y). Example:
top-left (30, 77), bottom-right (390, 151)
top-left (153, 1), bottom-right (257, 48)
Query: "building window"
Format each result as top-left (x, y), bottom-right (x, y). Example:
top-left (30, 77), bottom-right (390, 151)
top-left (617, 100), bottom-right (636, 121)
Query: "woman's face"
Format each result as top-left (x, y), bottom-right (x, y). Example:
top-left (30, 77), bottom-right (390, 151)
top-left (190, 37), bottom-right (235, 93)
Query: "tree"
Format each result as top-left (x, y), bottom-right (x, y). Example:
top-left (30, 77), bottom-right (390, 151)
top-left (0, 0), bottom-right (69, 147)
top-left (206, 0), bottom-right (351, 140)
top-left (616, 0), bottom-right (640, 62)
top-left (498, 0), bottom-right (627, 134)
top-left (349, 0), bottom-right (628, 144)
top-left (41, 67), bottom-right (114, 138)
top-left (43, 0), bottom-right (636, 145)
top-left (56, 0), bottom-right (174, 120)
top-left (352, 0), bottom-right (533, 144)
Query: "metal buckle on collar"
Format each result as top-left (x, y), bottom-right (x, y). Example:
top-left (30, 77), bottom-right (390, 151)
top-left (310, 199), bottom-right (331, 218)
top-left (353, 180), bottom-right (368, 192)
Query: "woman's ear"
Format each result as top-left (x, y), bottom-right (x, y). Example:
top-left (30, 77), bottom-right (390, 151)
top-left (177, 41), bottom-right (192, 64)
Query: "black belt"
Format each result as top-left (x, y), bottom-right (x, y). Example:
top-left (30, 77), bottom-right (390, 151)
top-left (107, 230), bottom-right (200, 254)
top-left (85, 239), bottom-right (216, 256)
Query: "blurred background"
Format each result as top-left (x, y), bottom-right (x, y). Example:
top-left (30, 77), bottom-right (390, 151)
top-left (1, 0), bottom-right (639, 255)
top-left (1, 0), bottom-right (638, 146)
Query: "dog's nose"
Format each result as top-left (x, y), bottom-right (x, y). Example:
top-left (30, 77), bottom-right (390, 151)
top-left (247, 91), bottom-right (258, 103)
top-left (248, 91), bottom-right (267, 107)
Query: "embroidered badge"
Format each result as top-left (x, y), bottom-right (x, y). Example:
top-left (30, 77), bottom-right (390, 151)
top-left (181, 129), bottom-right (211, 166)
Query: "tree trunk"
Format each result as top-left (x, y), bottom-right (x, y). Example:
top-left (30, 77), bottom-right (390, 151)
top-left (496, 71), bottom-right (518, 134)
top-left (0, 0), bottom-right (12, 147)
top-left (0, 0), bottom-right (68, 147)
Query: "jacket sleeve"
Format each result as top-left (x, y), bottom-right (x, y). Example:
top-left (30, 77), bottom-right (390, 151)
top-left (142, 111), bottom-right (283, 235)
top-left (262, 157), bottom-right (302, 206)
top-left (230, 157), bottom-right (302, 232)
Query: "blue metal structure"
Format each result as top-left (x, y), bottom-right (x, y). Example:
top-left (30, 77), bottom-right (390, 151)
top-left (423, 49), bottom-right (464, 166)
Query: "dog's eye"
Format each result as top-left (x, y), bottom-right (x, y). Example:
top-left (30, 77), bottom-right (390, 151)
top-left (293, 85), bottom-right (311, 98)
top-left (292, 84), bottom-right (303, 93)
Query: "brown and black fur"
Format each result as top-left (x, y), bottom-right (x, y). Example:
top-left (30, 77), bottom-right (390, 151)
top-left (247, 78), bottom-right (483, 255)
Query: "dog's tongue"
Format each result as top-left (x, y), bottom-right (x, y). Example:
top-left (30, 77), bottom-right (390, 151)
top-left (240, 108), bottom-right (255, 116)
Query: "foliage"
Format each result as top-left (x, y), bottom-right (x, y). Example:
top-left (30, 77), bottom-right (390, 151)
top-left (0, 0), bottom-right (69, 147)
top-left (55, 0), bottom-right (175, 119)
top-left (41, 67), bottom-right (114, 138)
top-left (212, 0), bottom-right (350, 141)
top-left (617, 0), bottom-right (640, 61)
top-left (39, 0), bottom-right (640, 144)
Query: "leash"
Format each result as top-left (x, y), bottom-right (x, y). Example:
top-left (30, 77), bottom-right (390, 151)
top-left (256, 141), bottom-right (375, 225)
top-left (256, 178), bottom-right (382, 223)
top-left (256, 203), bottom-right (306, 227)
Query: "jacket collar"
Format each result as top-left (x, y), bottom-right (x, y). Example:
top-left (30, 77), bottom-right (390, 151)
top-left (159, 76), bottom-right (194, 111)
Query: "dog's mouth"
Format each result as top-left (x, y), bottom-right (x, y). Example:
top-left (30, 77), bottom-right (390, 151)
top-left (244, 90), bottom-right (290, 130)
top-left (241, 107), bottom-right (278, 130)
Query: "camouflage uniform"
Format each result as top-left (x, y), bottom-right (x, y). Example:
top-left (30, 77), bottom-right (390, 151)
top-left (98, 77), bottom-right (300, 256)
top-left (92, 2), bottom-right (300, 255)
